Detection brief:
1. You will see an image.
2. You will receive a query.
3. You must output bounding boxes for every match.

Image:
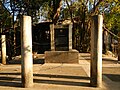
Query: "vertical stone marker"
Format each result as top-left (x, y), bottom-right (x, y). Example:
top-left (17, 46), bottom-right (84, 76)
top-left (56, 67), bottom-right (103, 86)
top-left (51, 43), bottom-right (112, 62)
top-left (69, 24), bottom-right (72, 50)
top-left (118, 32), bottom-right (120, 62)
top-left (50, 24), bottom-right (55, 51)
top-left (1, 35), bottom-right (6, 64)
top-left (90, 15), bottom-right (103, 87)
top-left (21, 15), bottom-right (33, 88)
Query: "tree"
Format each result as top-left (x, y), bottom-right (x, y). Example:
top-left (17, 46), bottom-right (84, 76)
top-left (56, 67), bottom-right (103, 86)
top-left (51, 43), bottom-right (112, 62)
top-left (59, 0), bottom-right (120, 52)
top-left (1, 0), bottom-right (120, 53)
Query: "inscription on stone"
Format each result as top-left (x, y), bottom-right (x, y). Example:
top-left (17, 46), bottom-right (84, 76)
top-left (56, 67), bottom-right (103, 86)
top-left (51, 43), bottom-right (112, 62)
top-left (55, 28), bottom-right (69, 51)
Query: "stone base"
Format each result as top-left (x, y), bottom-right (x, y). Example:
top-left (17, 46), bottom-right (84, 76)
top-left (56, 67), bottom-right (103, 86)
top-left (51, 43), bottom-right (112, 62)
top-left (45, 50), bottom-right (79, 63)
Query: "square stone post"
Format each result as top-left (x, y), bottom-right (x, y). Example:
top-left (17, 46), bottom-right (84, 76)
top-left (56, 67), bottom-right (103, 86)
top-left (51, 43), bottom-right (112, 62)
top-left (90, 15), bottom-right (103, 87)
top-left (118, 32), bottom-right (120, 62)
top-left (50, 24), bottom-right (55, 51)
top-left (21, 15), bottom-right (33, 88)
top-left (69, 24), bottom-right (73, 50)
top-left (1, 34), bottom-right (6, 64)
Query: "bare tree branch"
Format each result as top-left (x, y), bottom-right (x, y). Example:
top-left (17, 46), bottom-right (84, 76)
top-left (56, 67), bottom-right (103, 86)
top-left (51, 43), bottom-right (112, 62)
top-left (65, 0), bottom-right (74, 23)
top-left (90, 0), bottom-right (104, 16)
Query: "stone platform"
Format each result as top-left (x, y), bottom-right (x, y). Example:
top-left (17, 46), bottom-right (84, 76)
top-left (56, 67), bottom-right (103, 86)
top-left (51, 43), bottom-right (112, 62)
top-left (45, 50), bottom-right (79, 63)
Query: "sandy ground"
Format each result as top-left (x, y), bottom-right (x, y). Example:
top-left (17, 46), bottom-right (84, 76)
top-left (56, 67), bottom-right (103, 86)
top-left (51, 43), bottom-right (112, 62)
top-left (0, 53), bottom-right (120, 90)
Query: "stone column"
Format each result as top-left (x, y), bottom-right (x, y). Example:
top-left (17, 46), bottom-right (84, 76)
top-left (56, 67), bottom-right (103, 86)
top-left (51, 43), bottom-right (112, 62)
top-left (21, 16), bottom-right (33, 88)
top-left (118, 32), bottom-right (120, 62)
top-left (69, 24), bottom-right (72, 50)
top-left (104, 31), bottom-right (109, 53)
top-left (90, 15), bottom-right (103, 87)
top-left (50, 24), bottom-right (55, 51)
top-left (1, 35), bottom-right (6, 64)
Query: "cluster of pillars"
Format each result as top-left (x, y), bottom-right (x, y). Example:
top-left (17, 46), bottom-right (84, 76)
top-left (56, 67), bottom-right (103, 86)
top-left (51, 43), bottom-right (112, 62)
top-left (1, 15), bottom-right (103, 88)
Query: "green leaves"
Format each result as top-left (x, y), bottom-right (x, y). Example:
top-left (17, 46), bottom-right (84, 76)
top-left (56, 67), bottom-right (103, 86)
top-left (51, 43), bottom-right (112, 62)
top-left (103, 0), bottom-right (120, 33)
top-left (0, 1), bottom-right (11, 28)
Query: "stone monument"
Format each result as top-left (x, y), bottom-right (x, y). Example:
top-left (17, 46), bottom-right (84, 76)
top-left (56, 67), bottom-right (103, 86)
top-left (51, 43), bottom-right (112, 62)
top-left (45, 23), bottom-right (79, 63)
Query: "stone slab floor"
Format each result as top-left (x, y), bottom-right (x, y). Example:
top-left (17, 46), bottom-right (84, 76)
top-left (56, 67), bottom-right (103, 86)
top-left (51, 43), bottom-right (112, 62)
top-left (0, 53), bottom-right (120, 90)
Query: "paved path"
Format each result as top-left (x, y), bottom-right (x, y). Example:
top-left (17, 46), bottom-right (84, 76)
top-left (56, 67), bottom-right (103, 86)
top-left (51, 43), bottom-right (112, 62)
top-left (0, 53), bottom-right (120, 90)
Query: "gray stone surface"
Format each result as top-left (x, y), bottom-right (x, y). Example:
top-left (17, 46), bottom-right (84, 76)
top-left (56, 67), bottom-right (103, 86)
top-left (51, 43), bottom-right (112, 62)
top-left (0, 53), bottom-right (120, 90)
top-left (45, 50), bottom-right (79, 63)
top-left (21, 16), bottom-right (33, 88)
top-left (90, 15), bottom-right (103, 87)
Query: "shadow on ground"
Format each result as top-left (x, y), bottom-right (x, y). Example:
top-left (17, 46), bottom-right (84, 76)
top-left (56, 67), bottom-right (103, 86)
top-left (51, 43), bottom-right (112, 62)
top-left (0, 72), bottom-right (21, 87)
top-left (34, 74), bottom-right (90, 80)
top-left (80, 54), bottom-right (118, 64)
top-left (8, 59), bottom-right (45, 64)
top-left (34, 74), bottom-right (90, 87)
top-left (34, 79), bottom-right (90, 87)
top-left (0, 72), bottom-right (90, 87)
top-left (102, 58), bottom-right (118, 64)
top-left (103, 74), bottom-right (120, 82)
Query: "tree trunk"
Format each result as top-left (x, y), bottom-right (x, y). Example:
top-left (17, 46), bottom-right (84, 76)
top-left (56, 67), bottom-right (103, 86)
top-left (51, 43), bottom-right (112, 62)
top-left (52, 0), bottom-right (62, 24)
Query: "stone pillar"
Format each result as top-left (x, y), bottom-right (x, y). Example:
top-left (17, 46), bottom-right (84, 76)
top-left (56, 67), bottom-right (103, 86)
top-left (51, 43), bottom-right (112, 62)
top-left (50, 24), bottom-right (55, 51)
top-left (1, 35), bottom-right (6, 64)
top-left (69, 24), bottom-right (72, 50)
top-left (104, 31), bottom-right (109, 53)
top-left (118, 32), bottom-right (120, 62)
top-left (21, 16), bottom-right (33, 88)
top-left (90, 15), bottom-right (103, 87)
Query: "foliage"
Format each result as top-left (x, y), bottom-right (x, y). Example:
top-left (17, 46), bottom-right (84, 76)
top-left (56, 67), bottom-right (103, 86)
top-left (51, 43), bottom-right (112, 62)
top-left (58, 0), bottom-right (120, 52)
top-left (1, 0), bottom-right (120, 52)
top-left (103, 0), bottom-right (120, 33)
top-left (0, 1), bottom-right (12, 30)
